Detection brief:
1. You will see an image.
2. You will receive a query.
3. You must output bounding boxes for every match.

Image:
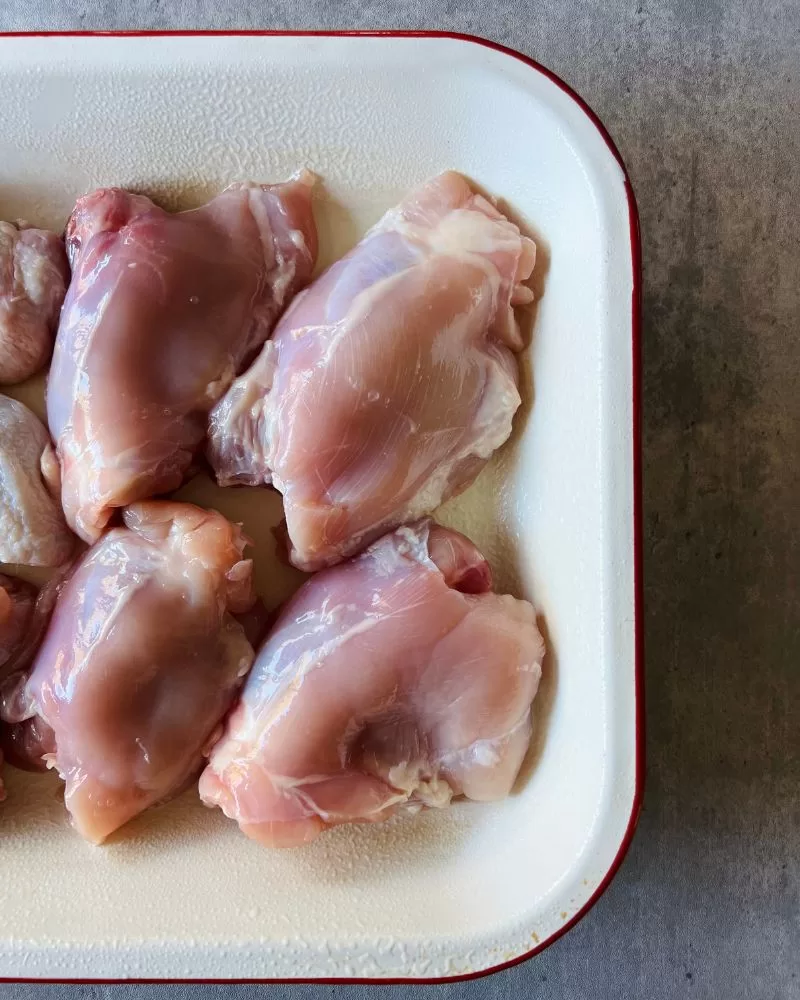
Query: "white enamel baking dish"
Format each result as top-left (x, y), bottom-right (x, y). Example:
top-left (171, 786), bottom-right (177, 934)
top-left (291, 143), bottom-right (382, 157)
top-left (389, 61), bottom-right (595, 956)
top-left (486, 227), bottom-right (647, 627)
top-left (0, 30), bottom-right (642, 982)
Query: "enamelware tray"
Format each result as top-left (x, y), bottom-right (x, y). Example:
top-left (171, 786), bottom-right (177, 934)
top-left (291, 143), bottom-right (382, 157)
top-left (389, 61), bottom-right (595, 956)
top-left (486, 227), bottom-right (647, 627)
top-left (0, 30), bottom-right (642, 982)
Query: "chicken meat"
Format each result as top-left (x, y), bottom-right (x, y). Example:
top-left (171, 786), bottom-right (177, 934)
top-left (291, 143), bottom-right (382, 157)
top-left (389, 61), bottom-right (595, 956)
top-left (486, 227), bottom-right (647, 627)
top-left (209, 171), bottom-right (536, 571)
top-left (2, 502), bottom-right (257, 842)
top-left (200, 519), bottom-right (544, 847)
top-left (49, 176), bottom-right (318, 543)
top-left (0, 221), bottom-right (69, 385)
top-left (0, 395), bottom-right (74, 566)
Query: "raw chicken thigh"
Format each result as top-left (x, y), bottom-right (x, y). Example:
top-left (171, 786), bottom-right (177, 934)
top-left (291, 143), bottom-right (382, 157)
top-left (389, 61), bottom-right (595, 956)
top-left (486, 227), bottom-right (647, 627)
top-left (209, 171), bottom-right (536, 571)
top-left (49, 176), bottom-right (318, 543)
top-left (200, 519), bottom-right (544, 847)
top-left (0, 221), bottom-right (69, 384)
top-left (0, 395), bottom-right (74, 566)
top-left (3, 502), bottom-right (257, 842)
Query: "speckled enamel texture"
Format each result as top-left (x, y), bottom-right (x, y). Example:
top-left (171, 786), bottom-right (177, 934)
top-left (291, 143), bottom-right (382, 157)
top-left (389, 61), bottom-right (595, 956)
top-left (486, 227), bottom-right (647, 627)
top-left (0, 32), bottom-right (638, 980)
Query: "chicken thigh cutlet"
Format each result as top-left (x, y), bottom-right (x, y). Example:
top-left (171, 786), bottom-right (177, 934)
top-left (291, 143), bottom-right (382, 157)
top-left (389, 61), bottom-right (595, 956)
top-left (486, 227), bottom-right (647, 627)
top-left (209, 171), bottom-right (535, 571)
top-left (0, 221), bottom-right (69, 385)
top-left (200, 519), bottom-right (544, 847)
top-left (49, 176), bottom-right (318, 543)
top-left (0, 395), bottom-right (74, 566)
top-left (2, 502), bottom-right (257, 842)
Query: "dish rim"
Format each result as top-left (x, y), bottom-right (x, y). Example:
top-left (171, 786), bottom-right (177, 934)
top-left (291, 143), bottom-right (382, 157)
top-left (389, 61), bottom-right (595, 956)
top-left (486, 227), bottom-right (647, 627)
top-left (0, 27), bottom-right (644, 985)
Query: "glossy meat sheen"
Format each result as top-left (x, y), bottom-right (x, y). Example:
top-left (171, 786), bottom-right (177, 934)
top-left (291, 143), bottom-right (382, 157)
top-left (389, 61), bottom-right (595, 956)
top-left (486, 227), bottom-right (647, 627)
top-left (5, 502), bottom-right (257, 842)
top-left (49, 176), bottom-right (317, 542)
top-left (209, 171), bottom-right (536, 571)
top-left (200, 520), bottom-right (544, 847)
top-left (0, 395), bottom-right (74, 566)
top-left (0, 222), bottom-right (69, 384)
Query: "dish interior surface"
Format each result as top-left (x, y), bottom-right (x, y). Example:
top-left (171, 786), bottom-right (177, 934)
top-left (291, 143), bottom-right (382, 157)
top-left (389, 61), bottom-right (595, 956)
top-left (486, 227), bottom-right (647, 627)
top-left (0, 33), bottom-right (637, 980)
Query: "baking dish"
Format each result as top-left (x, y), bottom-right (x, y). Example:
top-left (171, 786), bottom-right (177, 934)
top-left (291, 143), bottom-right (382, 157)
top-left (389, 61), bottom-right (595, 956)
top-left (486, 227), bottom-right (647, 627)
top-left (0, 30), bottom-right (642, 981)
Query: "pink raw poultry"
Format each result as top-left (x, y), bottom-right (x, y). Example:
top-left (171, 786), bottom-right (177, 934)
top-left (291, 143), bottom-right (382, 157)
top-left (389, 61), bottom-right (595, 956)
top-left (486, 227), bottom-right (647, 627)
top-left (48, 177), bottom-right (317, 543)
top-left (200, 519), bottom-right (544, 847)
top-left (209, 171), bottom-right (536, 571)
top-left (0, 221), bottom-right (69, 385)
top-left (2, 502), bottom-right (257, 842)
top-left (0, 395), bottom-right (74, 567)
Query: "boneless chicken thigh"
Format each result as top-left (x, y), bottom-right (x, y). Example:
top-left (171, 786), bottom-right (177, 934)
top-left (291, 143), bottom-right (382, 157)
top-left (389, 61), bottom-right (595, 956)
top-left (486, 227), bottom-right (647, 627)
top-left (200, 520), bottom-right (544, 847)
top-left (0, 395), bottom-right (74, 566)
top-left (209, 171), bottom-right (536, 571)
top-left (49, 176), bottom-right (317, 542)
top-left (0, 221), bottom-right (69, 385)
top-left (3, 502), bottom-right (257, 842)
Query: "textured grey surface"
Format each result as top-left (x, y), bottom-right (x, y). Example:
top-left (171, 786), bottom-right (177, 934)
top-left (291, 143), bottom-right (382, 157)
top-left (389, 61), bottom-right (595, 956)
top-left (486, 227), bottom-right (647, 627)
top-left (0, 1), bottom-right (798, 998)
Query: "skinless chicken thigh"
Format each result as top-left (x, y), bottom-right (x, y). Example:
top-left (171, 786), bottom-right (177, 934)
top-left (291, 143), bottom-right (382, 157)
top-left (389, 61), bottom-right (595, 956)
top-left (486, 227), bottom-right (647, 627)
top-left (0, 221), bottom-right (69, 385)
top-left (49, 176), bottom-right (317, 543)
top-left (199, 519), bottom-right (544, 847)
top-left (0, 395), bottom-right (74, 566)
top-left (209, 171), bottom-right (536, 571)
top-left (2, 502), bottom-right (257, 842)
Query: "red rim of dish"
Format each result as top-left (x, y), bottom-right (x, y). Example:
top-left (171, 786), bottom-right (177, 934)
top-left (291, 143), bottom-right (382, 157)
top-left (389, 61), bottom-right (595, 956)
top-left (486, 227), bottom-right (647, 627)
top-left (0, 28), bottom-right (644, 986)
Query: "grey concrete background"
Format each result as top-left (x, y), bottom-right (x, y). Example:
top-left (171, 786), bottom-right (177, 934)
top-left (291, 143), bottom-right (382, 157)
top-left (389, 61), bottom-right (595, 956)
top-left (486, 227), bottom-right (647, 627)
top-left (0, 1), bottom-right (797, 998)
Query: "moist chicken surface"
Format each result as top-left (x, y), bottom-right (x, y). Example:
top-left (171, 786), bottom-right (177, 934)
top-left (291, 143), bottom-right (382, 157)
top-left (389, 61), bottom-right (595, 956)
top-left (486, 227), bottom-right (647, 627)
top-left (200, 519), bottom-right (544, 847)
top-left (0, 395), bottom-right (74, 566)
top-left (3, 502), bottom-right (257, 842)
top-left (48, 177), bottom-right (318, 543)
top-left (0, 221), bottom-right (69, 385)
top-left (209, 171), bottom-right (536, 571)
